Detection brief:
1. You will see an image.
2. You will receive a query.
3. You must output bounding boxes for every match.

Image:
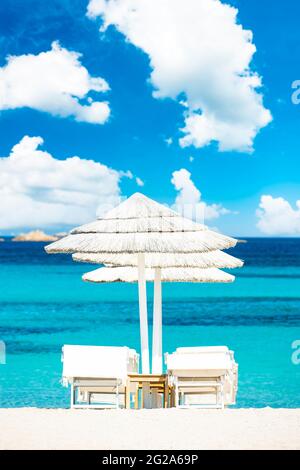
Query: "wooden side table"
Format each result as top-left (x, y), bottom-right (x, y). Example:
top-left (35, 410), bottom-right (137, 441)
top-left (125, 374), bottom-right (170, 409)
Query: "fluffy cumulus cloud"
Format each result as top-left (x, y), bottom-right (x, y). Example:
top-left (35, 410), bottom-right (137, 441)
top-left (0, 136), bottom-right (134, 232)
top-left (171, 168), bottom-right (230, 223)
top-left (0, 41), bottom-right (110, 124)
top-left (87, 0), bottom-right (271, 152)
top-left (256, 195), bottom-right (300, 235)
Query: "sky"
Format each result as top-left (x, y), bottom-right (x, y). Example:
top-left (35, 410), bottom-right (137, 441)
top-left (0, 0), bottom-right (300, 236)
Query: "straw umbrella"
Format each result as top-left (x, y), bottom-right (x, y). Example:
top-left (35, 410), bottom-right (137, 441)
top-left (45, 193), bottom-right (242, 374)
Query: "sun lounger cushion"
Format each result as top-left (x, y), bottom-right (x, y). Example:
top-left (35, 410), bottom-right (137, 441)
top-left (166, 351), bottom-right (233, 377)
top-left (62, 345), bottom-right (136, 383)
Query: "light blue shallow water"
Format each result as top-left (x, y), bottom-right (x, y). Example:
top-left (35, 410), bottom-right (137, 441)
top-left (0, 239), bottom-right (300, 408)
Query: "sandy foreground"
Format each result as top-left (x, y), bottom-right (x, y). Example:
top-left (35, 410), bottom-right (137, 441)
top-left (0, 408), bottom-right (299, 450)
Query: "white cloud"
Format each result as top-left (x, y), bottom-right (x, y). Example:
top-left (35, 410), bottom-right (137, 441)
top-left (256, 195), bottom-right (300, 235)
top-left (135, 177), bottom-right (144, 187)
top-left (0, 136), bottom-right (133, 232)
top-left (171, 168), bottom-right (230, 223)
top-left (0, 41), bottom-right (110, 124)
top-left (87, 0), bottom-right (271, 152)
top-left (164, 137), bottom-right (173, 146)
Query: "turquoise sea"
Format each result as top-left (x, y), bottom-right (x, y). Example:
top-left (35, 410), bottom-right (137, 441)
top-left (0, 238), bottom-right (300, 408)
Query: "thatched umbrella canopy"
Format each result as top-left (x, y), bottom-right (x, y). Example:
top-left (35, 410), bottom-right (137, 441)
top-left (45, 193), bottom-right (237, 254)
top-left (45, 193), bottom-right (242, 374)
top-left (73, 250), bottom-right (243, 269)
top-left (83, 266), bottom-right (235, 283)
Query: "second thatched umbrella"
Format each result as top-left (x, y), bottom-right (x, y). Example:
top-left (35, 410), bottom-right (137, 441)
top-left (82, 266), bottom-right (235, 374)
top-left (45, 193), bottom-right (242, 374)
top-left (82, 266), bottom-right (235, 283)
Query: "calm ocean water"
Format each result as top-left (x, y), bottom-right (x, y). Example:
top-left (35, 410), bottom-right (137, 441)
top-left (0, 238), bottom-right (300, 408)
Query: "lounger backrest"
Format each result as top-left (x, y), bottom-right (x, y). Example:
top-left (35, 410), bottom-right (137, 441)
top-left (166, 351), bottom-right (232, 377)
top-left (173, 347), bottom-right (236, 366)
top-left (62, 345), bottom-right (137, 381)
top-left (176, 346), bottom-right (229, 354)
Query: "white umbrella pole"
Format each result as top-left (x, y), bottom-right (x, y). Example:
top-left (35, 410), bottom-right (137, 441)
top-left (138, 253), bottom-right (150, 374)
top-left (152, 267), bottom-right (162, 374)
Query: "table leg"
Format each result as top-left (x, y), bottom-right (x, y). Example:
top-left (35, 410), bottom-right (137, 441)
top-left (125, 377), bottom-right (131, 409)
top-left (164, 380), bottom-right (169, 408)
top-left (134, 387), bottom-right (139, 409)
top-left (142, 382), bottom-right (151, 409)
top-left (151, 388), bottom-right (161, 408)
top-left (170, 386), bottom-right (175, 408)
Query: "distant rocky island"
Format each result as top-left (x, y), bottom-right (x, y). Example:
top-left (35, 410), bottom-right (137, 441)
top-left (12, 230), bottom-right (59, 242)
top-left (0, 238), bottom-right (4, 242)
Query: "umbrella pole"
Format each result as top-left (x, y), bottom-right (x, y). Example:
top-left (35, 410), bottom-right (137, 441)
top-left (152, 267), bottom-right (162, 374)
top-left (138, 253), bottom-right (150, 374)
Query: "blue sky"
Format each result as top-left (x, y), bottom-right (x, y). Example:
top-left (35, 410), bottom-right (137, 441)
top-left (0, 0), bottom-right (300, 236)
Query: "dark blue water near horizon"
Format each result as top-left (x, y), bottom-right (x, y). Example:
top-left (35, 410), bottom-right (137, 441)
top-left (0, 238), bottom-right (300, 408)
top-left (2, 236), bottom-right (300, 266)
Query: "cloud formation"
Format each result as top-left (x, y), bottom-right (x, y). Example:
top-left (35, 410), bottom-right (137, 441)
top-left (0, 136), bottom-right (133, 232)
top-left (87, 0), bottom-right (271, 152)
top-left (256, 195), bottom-right (300, 235)
top-left (0, 41), bottom-right (110, 124)
top-left (171, 168), bottom-right (230, 222)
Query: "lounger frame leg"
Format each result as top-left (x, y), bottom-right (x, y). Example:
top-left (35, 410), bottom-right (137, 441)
top-left (115, 381), bottom-right (120, 409)
top-left (220, 380), bottom-right (225, 410)
top-left (70, 382), bottom-right (75, 409)
top-left (175, 380), bottom-right (179, 408)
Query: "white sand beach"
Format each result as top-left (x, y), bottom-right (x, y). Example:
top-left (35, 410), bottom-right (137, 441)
top-left (0, 408), bottom-right (299, 450)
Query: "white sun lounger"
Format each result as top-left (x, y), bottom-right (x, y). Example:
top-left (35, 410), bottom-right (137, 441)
top-left (62, 345), bottom-right (139, 409)
top-left (165, 346), bottom-right (238, 409)
top-left (175, 346), bottom-right (238, 405)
